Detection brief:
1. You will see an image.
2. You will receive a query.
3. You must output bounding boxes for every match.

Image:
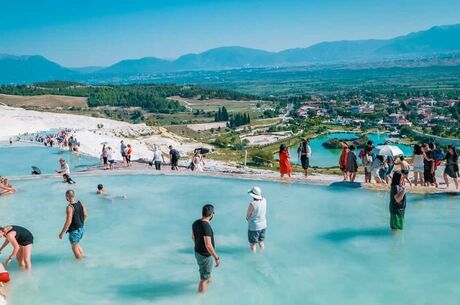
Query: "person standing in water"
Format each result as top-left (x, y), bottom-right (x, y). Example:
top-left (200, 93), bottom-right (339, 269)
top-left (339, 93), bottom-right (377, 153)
top-left (389, 171), bottom-right (407, 232)
top-left (0, 225), bottom-right (34, 270)
top-left (56, 159), bottom-right (70, 176)
top-left (192, 204), bottom-right (220, 293)
top-left (279, 144), bottom-right (292, 178)
top-left (297, 138), bottom-right (312, 178)
top-left (246, 187), bottom-right (267, 253)
top-left (59, 190), bottom-right (87, 259)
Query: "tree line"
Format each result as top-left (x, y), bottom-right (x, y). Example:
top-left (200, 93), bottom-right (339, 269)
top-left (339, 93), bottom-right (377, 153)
top-left (0, 81), bottom-right (259, 114)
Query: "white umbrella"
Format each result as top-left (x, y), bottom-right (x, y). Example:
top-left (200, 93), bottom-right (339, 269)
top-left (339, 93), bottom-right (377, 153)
top-left (376, 145), bottom-right (404, 157)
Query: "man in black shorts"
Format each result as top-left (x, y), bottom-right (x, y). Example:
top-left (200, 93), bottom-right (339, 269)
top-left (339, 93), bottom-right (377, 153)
top-left (298, 138), bottom-right (312, 177)
top-left (169, 145), bottom-right (180, 171)
top-left (192, 204), bottom-right (220, 293)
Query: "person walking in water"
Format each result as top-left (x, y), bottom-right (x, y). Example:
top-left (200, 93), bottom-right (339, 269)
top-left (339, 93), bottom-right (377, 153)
top-left (192, 204), bottom-right (220, 293)
top-left (279, 144), bottom-right (292, 178)
top-left (0, 225), bottom-right (34, 270)
top-left (59, 190), bottom-right (87, 259)
top-left (389, 171), bottom-right (407, 232)
top-left (246, 187), bottom-right (267, 253)
top-left (297, 138), bottom-right (312, 178)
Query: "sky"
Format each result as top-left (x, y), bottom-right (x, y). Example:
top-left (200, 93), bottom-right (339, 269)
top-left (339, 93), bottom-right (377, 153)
top-left (1, 0), bottom-right (460, 67)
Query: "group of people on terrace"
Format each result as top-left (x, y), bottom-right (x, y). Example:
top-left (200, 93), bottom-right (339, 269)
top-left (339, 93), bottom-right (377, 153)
top-left (339, 140), bottom-right (459, 190)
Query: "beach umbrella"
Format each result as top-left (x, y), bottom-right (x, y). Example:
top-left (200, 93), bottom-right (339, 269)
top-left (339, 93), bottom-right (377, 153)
top-left (100, 141), bottom-right (109, 145)
top-left (376, 145), bottom-right (404, 157)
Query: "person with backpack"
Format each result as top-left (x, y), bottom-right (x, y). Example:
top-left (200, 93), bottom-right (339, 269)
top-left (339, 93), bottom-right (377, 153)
top-left (169, 145), bottom-right (180, 171)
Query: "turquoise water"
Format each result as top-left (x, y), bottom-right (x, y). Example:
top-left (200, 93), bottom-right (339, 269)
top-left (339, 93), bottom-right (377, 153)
top-left (1, 174), bottom-right (459, 305)
top-left (284, 133), bottom-right (414, 167)
top-left (0, 145), bottom-right (100, 177)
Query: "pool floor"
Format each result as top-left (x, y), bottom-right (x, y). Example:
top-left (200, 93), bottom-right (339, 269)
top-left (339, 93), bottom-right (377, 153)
top-left (1, 174), bottom-right (459, 305)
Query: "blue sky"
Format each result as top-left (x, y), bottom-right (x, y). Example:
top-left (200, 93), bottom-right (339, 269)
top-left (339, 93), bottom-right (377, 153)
top-left (1, 0), bottom-right (460, 67)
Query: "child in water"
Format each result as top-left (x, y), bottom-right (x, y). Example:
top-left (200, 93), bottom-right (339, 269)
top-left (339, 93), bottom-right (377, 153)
top-left (63, 174), bottom-right (76, 184)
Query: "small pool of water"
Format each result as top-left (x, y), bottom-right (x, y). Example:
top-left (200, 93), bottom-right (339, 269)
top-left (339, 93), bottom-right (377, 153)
top-left (1, 174), bottom-right (459, 305)
top-left (280, 133), bottom-right (413, 167)
top-left (0, 144), bottom-right (100, 177)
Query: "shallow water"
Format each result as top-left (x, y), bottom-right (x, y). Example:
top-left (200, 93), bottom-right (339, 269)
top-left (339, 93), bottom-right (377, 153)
top-left (283, 133), bottom-right (413, 167)
top-left (1, 174), bottom-right (459, 305)
top-left (0, 145), bottom-right (100, 177)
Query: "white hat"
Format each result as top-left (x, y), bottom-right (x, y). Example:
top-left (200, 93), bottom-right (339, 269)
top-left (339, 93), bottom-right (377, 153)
top-left (248, 186), bottom-right (263, 200)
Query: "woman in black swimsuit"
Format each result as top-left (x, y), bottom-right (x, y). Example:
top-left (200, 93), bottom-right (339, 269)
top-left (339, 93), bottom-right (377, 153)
top-left (0, 225), bottom-right (33, 270)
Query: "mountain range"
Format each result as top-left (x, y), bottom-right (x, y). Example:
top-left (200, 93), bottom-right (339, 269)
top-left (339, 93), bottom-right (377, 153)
top-left (1, 23), bottom-right (460, 84)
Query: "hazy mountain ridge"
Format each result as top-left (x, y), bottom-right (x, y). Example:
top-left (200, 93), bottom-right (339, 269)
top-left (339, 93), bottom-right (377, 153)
top-left (1, 23), bottom-right (460, 84)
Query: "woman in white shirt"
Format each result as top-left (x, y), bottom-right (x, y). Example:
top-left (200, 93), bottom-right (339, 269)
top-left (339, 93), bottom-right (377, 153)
top-left (246, 187), bottom-right (267, 253)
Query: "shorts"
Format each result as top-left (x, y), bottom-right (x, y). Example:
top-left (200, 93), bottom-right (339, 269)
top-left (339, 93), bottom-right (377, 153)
top-left (390, 213), bottom-right (404, 230)
top-left (103, 157), bottom-right (108, 165)
top-left (109, 160), bottom-right (115, 164)
top-left (171, 159), bottom-right (178, 169)
top-left (68, 227), bottom-right (84, 245)
top-left (248, 229), bottom-right (266, 244)
top-left (195, 252), bottom-right (213, 280)
top-left (0, 272), bottom-right (10, 283)
top-left (300, 155), bottom-right (310, 170)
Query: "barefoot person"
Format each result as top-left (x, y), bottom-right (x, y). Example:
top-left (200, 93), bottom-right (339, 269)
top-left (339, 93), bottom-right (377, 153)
top-left (443, 145), bottom-right (459, 190)
top-left (56, 159), bottom-right (70, 176)
top-left (339, 142), bottom-right (349, 181)
top-left (0, 178), bottom-right (16, 196)
top-left (169, 145), bottom-right (180, 171)
top-left (192, 204), bottom-right (220, 293)
top-left (0, 225), bottom-right (33, 270)
top-left (59, 190), bottom-right (87, 259)
top-left (346, 145), bottom-right (358, 182)
top-left (398, 156), bottom-right (412, 186)
top-left (279, 144), bottom-right (292, 178)
top-left (246, 187), bottom-right (267, 253)
top-left (0, 263), bottom-right (9, 305)
top-left (96, 184), bottom-right (106, 195)
top-left (298, 138), bottom-right (312, 178)
top-left (389, 171), bottom-right (407, 232)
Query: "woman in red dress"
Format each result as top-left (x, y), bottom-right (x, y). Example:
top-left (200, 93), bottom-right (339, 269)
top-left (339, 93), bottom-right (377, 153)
top-left (279, 144), bottom-right (292, 178)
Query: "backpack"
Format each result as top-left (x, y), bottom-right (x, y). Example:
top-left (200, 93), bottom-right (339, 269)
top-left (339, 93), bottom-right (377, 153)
top-left (172, 149), bottom-right (180, 160)
top-left (432, 149), bottom-right (445, 161)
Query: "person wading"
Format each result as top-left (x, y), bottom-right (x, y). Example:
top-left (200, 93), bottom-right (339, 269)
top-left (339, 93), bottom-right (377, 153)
top-left (59, 190), bottom-right (88, 259)
top-left (192, 204), bottom-right (220, 293)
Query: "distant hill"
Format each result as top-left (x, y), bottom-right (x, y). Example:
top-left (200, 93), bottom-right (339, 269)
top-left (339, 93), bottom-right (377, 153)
top-left (0, 55), bottom-right (77, 84)
top-left (2, 23), bottom-right (460, 84)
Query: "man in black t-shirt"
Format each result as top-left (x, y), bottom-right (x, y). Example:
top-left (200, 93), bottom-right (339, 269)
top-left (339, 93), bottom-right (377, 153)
top-left (192, 204), bottom-right (220, 293)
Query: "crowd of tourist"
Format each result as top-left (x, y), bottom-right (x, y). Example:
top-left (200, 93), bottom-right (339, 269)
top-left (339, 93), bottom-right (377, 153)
top-left (276, 137), bottom-right (458, 191)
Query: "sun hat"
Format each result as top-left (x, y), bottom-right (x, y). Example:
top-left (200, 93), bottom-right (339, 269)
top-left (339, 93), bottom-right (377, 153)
top-left (248, 186), bottom-right (263, 200)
